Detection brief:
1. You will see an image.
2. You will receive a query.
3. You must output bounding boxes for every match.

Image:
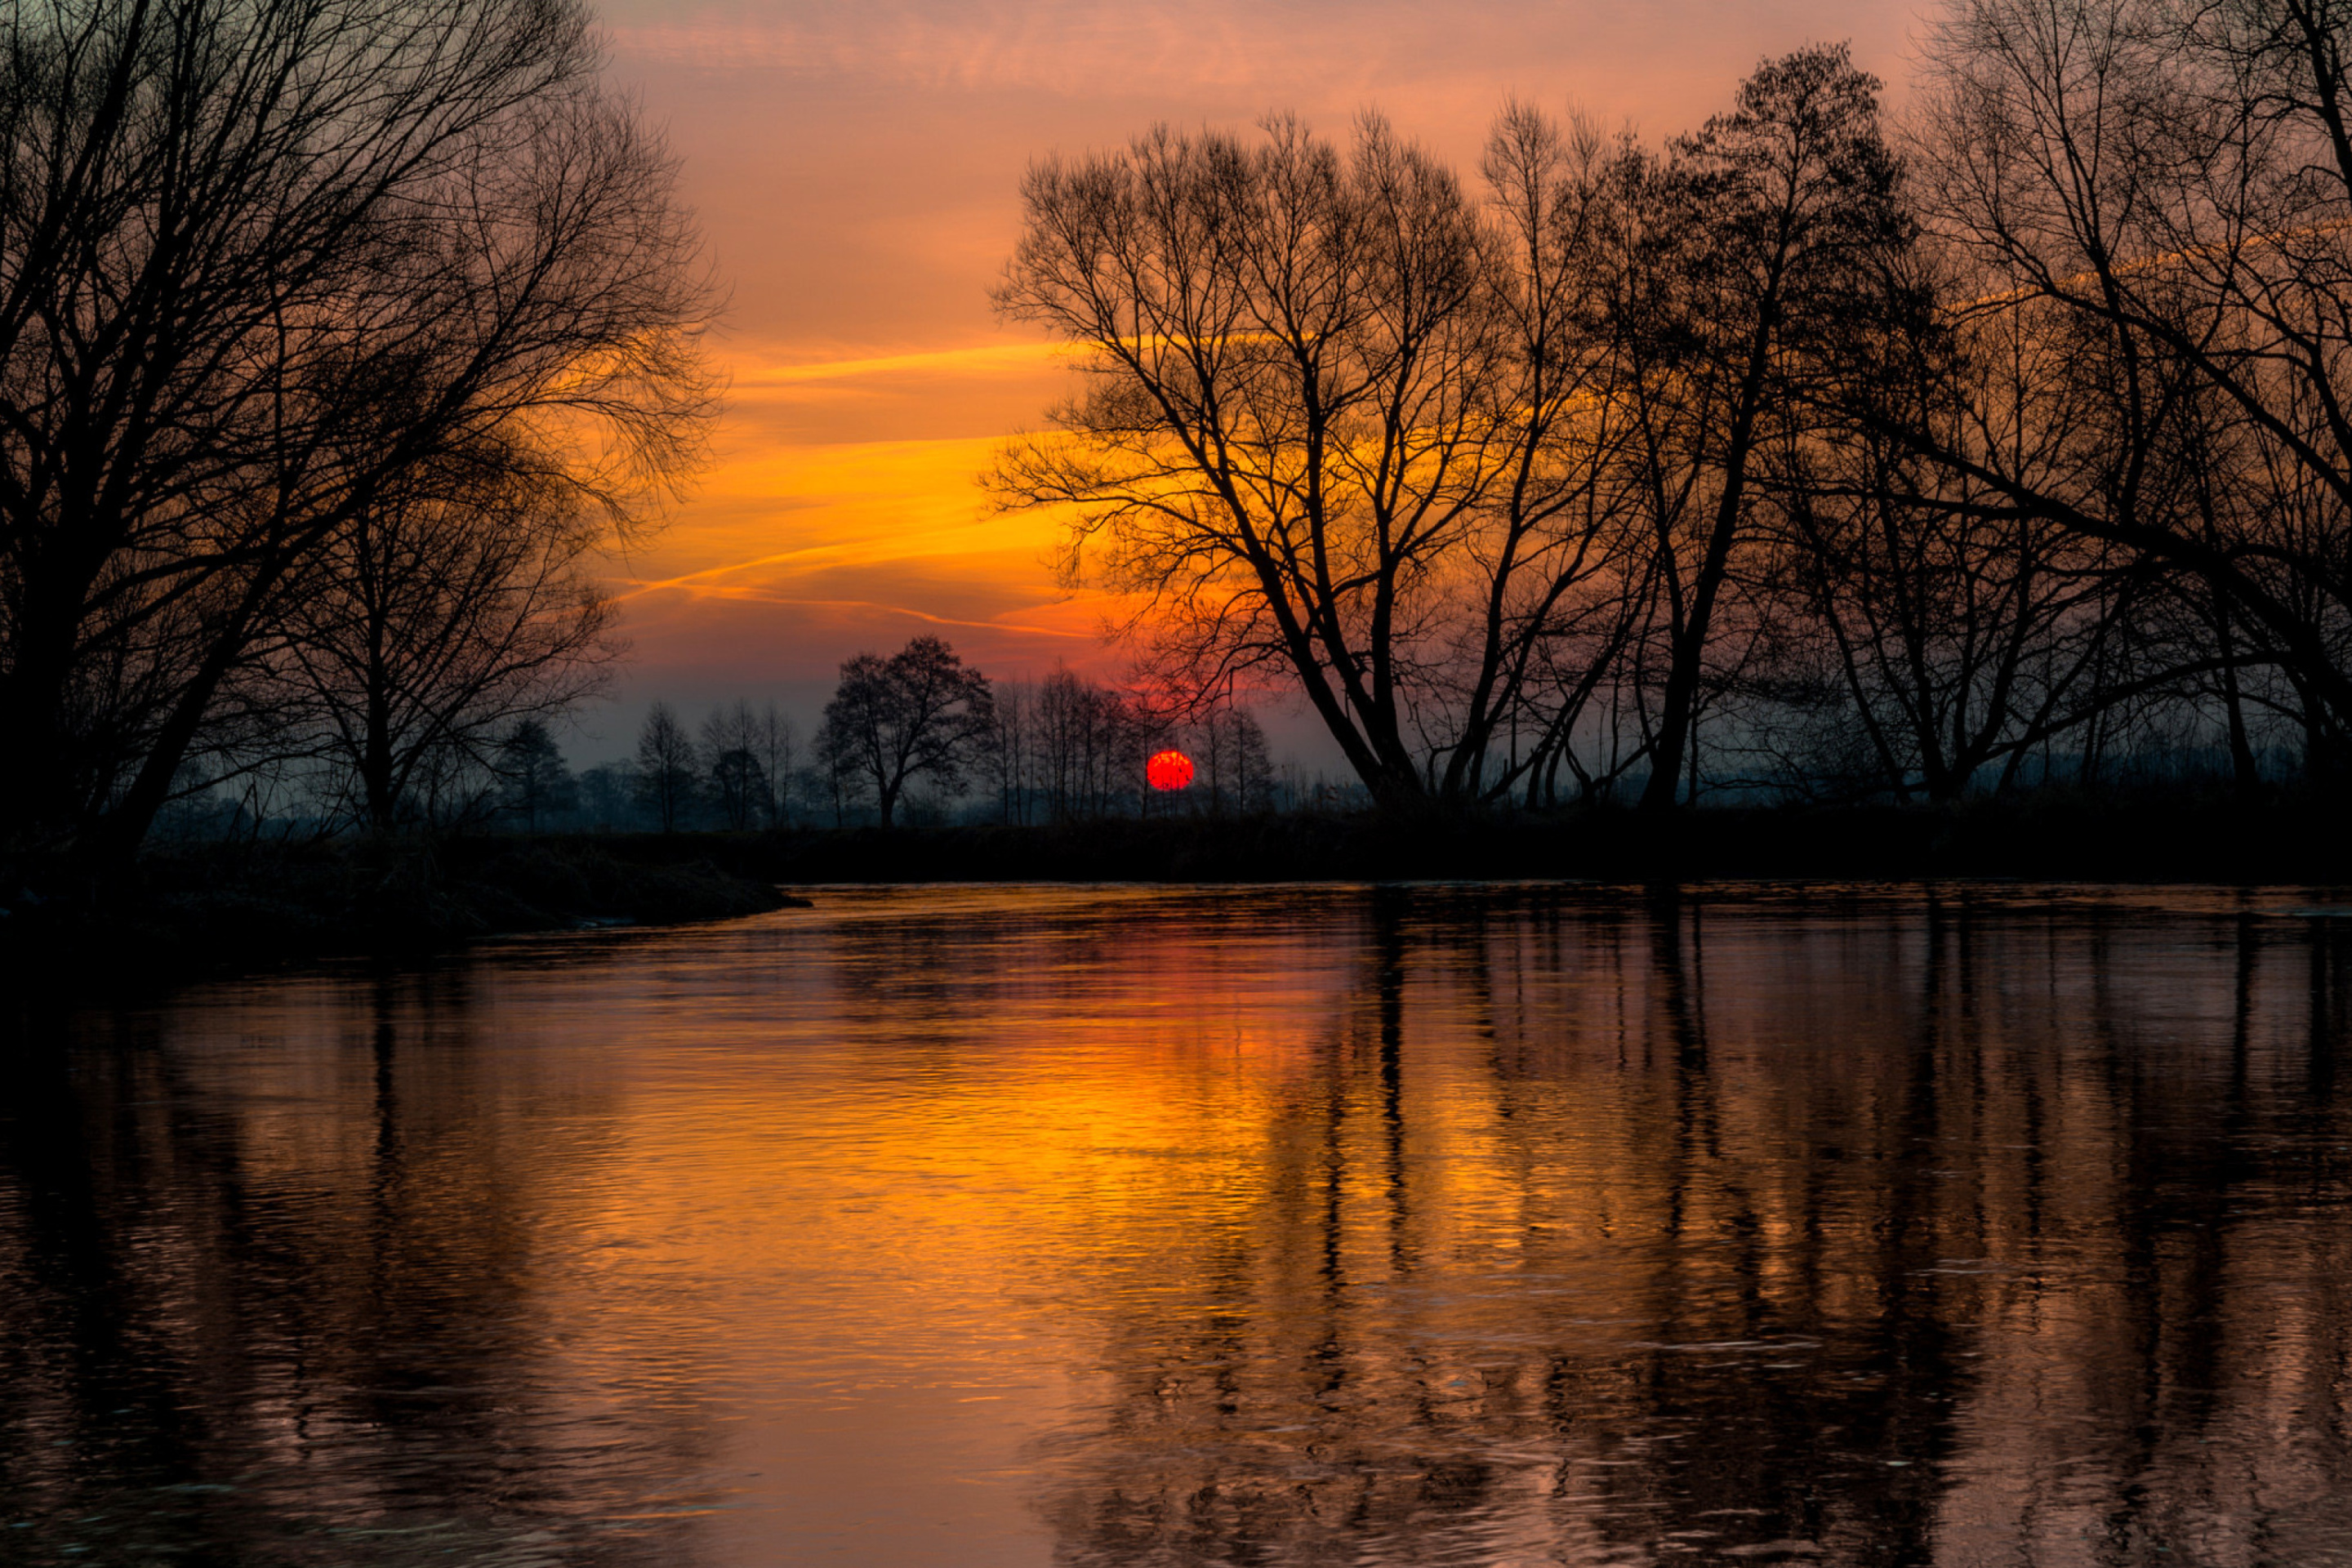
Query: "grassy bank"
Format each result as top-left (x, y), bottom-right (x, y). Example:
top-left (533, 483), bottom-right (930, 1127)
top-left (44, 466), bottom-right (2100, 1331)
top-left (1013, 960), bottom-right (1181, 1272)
top-left (2, 837), bottom-right (798, 988)
top-left (10, 788), bottom-right (2346, 996)
top-left (687, 789), bottom-right (2351, 884)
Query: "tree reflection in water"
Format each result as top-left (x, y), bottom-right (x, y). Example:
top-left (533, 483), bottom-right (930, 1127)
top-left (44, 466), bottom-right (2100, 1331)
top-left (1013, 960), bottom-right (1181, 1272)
top-left (1026, 889), bottom-right (2352, 1568)
top-left (0, 886), bottom-right (2348, 1567)
top-left (0, 970), bottom-right (727, 1567)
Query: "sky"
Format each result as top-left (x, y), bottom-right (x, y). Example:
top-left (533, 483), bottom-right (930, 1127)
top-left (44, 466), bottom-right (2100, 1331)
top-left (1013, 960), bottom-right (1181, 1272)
top-left (581, 0), bottom-right (1929, 756)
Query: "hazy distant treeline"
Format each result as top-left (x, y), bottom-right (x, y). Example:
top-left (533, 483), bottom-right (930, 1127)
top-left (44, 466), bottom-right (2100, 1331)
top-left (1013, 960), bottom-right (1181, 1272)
top-left (158, 637), bottom-right (1340, 840)
top-left (995, 4), bottom-right (2352, 811)
top-left (608, 648), bottom-right (1317, 835)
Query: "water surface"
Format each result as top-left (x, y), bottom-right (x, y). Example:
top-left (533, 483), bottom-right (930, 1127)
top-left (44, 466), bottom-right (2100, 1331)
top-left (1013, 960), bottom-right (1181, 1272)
top-left (5, 883), bottom-right (2352, 1566)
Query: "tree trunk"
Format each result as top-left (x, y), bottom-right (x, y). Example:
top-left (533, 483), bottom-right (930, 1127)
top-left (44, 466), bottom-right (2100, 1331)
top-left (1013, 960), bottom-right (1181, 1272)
top-left (2212, 590), bottom-right (2260, 795)
top-left (1641, 304), bottom-right (1776, 813)
top-left (363, 682), bottom-right (398, 834)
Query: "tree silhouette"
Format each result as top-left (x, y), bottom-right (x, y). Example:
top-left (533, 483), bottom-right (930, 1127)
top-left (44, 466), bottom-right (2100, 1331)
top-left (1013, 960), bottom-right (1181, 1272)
top-left (272, 471), bottom-right (617, 833)
top-left (1633, 44), bottom-right (1913, 808)
top-left (497, 721), bottom-right (577, 833)
top-left (632, 702), bottom-right (699, 833)
top-left (700, 702), bottom-right (772, 831)
top-left (0, 0), bottom-right (714, 873)
top-left (817, 637), bottom-right (995, 828)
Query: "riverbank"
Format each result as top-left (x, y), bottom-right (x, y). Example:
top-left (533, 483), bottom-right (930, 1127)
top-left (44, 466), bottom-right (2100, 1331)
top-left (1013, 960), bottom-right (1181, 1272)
top-left (710, 789), bottom-right (2351, 884)
top-left (1, 838), bottom-right (800, 988)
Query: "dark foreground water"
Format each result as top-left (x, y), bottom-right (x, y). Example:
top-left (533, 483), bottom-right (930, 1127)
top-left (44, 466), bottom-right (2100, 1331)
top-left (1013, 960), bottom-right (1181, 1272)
top-left (6, 884), bottom-right (2352, 1568)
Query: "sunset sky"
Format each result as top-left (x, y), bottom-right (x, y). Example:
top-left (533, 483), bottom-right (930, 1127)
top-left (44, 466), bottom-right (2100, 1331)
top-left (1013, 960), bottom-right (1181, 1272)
top-left (584, 0), bottom-right (1925, 755)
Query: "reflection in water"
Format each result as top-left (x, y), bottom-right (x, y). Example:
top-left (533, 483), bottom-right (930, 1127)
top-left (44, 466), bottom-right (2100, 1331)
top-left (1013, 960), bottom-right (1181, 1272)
top-left (2, 885), bottom-right (2350, 1566)
top-left (0, 972), bottom-right (726, 1566)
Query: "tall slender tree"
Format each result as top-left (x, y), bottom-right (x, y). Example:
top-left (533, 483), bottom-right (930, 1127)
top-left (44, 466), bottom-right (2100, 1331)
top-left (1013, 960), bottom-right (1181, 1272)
top-left (1632, 45), bottom-right (1914, 808)
top-left (634, 702), bottom-right (699, 833)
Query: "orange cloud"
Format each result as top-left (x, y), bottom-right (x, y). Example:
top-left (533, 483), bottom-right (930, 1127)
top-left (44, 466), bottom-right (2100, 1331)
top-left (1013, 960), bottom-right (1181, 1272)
top-left (606, 344), bottom-right (1128, 694)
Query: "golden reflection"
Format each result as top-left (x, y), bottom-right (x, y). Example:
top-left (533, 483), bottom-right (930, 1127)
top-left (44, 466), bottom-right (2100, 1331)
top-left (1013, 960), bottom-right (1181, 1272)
top-left (3, 887), bottom-right (2351, 1565)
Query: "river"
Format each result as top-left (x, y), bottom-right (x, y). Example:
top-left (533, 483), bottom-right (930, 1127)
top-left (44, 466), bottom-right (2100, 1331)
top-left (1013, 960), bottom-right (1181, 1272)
top-left (4, 884), bottom-right (2350, 1566)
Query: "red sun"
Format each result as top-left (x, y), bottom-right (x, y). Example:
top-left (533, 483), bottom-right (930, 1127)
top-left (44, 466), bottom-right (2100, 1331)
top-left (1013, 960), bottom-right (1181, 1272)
top-left (1147, 749), bottom-right (1195, 791)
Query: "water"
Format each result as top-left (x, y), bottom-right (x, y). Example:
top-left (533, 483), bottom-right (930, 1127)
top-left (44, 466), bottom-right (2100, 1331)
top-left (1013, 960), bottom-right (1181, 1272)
top-left (5, 883), bottom-right (2352, 1567)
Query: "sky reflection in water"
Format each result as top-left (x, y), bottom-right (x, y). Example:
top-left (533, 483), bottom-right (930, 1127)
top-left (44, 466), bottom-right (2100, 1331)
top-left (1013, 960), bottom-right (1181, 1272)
top-left (4, 884), bottom-right (2352, 1566)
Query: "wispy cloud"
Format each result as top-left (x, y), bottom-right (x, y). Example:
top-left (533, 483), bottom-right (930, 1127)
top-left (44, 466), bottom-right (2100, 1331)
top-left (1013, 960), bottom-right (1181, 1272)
top-left (605, 0), bottom-right (1921, 109)
top-left (727, 341), bottom-right (1075, 390)
top-left (633, 587), bottom-right (1098, 640)
top-left (607, 1), bottom-right (1347, 94)
top-left (602, 425), bottom-right (1108, 681)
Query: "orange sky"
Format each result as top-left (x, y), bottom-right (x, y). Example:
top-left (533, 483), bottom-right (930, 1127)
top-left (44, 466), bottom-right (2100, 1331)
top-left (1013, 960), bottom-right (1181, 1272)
top-left (584, 0), bottom-right (1929, 754)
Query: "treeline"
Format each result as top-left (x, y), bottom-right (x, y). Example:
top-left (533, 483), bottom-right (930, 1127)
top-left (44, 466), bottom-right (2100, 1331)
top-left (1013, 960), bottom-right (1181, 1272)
top-left (624, 638), bottom-right (1315, 833)
top-left (0, 0), bottom-right (711, 880)
top-left (804, 633), bottom-right (1293, 827)
top-left (993, 2), bottom-right (2352, 812)
top-left (158, 634), bottom-right (1351, 840)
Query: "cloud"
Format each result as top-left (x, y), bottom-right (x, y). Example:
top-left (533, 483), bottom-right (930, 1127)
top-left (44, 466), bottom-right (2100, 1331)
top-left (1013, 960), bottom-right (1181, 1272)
top-left (603, 414), bottom-right (1129, 691)
top-left (726, 341), bottom-right (1076, 392)
top-left (607, 1), bottom-right (1361, 95)
top-left (606, 0), bottom-right (1926, 118)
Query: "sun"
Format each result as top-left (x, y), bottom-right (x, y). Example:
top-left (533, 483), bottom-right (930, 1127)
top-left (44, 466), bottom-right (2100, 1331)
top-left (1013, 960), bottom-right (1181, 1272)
top-left (1147, 750), bottom-right (1195, 791)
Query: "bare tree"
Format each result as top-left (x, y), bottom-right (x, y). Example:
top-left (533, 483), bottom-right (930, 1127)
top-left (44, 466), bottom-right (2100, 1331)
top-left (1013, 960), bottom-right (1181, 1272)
top-left (1033, 667), bottom-right (1156, 821)
top-left (497, 719), bottom-right (577, 832)
top-left (261, 466), bottom-right (618, 832)
top-left (1191, 699), bottom-right (1275, 814)
top-left (700, 701), bottom-right (770, 831)
top-left (1619, 45), bottom-right (1914, 808)
top-left (816, 637), bottom-right (995, 828)
top-left (634, 702), bottom-right (699, 833)
top-left (1909, 0), bottom-right (2352, 759)
top-left (1748, 303), bottom-right (2163, 802)
top-left (989, 679), bottom-right (1037, 825)
top-left (993, 111), bottom-right (1639, 813)
top-left (0, 0), bottom-right (714, 873)
top-left (755, 702), bottom-right (799, 827)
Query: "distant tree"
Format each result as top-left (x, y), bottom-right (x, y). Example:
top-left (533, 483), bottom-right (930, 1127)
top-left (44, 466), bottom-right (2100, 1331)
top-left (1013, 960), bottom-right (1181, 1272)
top-left (634, 702), bottom-right (700, 832)
top-left (816, 637), bottom-right (996, 827)
top-left (1036, 667), bottom-right (1151, 822)
top-left (990, 679), bottom-right (1037, 825)
top-left (702, 700), bottom-right (754, 761)
top-left (706, 747), bottom-right (767, 831)
top-left (1196, 702), bottom-right (1275, 815)
top-left (800, 760), bottom-right (849, 828)
top-left (497, 719), bottom-right (578, 832)
top-left (757, 703), bottom-right (800, 827)
top-left (577, 763), bottom-right (638, 830)
top-left (700, 702), bottom-right (770, 831)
